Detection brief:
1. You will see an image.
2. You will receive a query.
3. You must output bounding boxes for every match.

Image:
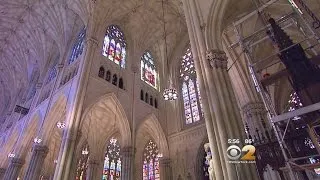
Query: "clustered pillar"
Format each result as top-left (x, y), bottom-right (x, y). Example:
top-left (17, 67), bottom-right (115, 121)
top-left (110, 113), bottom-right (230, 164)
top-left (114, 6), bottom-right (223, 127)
top-left (159, 158), bottom-right (172, 180)
top-left (86, 159), bottom-right (100, 180)
top-left (3, 158), bottom-right (24, 180)
top-left (182, 0), bottom-right (259, 179)
top-left (23, 145), bottom-right (48, 180)
top-left (121, 146), bottom-right (134, 180)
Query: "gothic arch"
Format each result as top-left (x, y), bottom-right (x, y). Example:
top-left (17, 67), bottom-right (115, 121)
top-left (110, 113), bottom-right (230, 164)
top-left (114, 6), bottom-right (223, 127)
top-left (80, 93), bottom-right (131, 159)
top-left (206, 0), bottom-right (231, 50)
top-left (135, 114), bottom-right (169, 179)
top-left (19, 113), bottom-right (41, 158)
top-left (41, 95), bottom-right (67, 144)
top-left (0, 124), bottom-right (21, 167)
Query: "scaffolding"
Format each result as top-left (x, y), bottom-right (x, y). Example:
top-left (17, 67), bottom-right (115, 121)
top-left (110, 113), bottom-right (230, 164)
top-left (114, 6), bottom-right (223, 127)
top-left (225, 0), bottom-right (320, 179)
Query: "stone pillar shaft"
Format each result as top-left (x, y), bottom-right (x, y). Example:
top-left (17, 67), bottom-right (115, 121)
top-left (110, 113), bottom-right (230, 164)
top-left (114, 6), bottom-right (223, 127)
top-left (23, 145), bottom-right (48, 180)
top-left (121, 147), bottom-right (134, 180)
top-left (182, 0), bottom-right (224, 179)
top-left (53, 31), bottom-right (99, 180)
top-left (182, 0), bottom-right (258, 179)
top-left (160, 158), bottom-right (172, 180)
top-left (3, 158), bottom-right (24, 180)
top-left (86, 159), bottom-right (100, 180)
top-left (0, 168), bottom-right (5, 180)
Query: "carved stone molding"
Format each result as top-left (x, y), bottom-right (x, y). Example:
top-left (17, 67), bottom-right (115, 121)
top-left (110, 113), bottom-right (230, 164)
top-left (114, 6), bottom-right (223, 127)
top-left (159, 158), bottom-right (171, 166)
top-left (121, 146), bottom-right (135, 157)
top-left (33, 145), bottom-right (49, 155)
top-left (242, 102), bottom-right (266, 116)
top-left (10, 158), bottom-right (25, 167)
top-left (206, 49), bottom-right (228, 69)
top-left (86, 37), bottom-right (99, 46)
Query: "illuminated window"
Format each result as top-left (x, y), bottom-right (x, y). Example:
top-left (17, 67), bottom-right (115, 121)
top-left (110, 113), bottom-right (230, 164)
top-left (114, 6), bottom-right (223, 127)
top-left (143, 140), bottom-right (160, 180)
top-left (180, 47), bottom-right (203, 125)
top-left (46, 66), bottom-right (57, 84)
top-left (141, 51), bottom-right (157, 89)
top-left (69, 27), bottom-right (86, 64)
top-left (75, 145), bottom-right (89, 180)
top-left (102, 25), bottom-right (127, 68)
top-left (102, 137), bottom-right (121, 180)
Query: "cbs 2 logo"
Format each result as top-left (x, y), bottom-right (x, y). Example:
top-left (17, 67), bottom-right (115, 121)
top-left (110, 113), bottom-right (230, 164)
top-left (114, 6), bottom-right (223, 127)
top-left (226, 145), bottom-right (256, 161)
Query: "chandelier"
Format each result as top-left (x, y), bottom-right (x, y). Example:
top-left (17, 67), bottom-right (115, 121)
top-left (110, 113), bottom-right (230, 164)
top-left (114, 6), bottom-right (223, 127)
top-left (34, 137), bottom-right (42, 144)
top-left (56, 121), bottom-right (66, 129)
top-left (161, 0), bottom-right (178, 100)
top-left (163, 87), bottom-right (178, 100)
top-left (8, 152), bottom-right (15, 158)
top-left (82, 146), bottom-right (89, 155)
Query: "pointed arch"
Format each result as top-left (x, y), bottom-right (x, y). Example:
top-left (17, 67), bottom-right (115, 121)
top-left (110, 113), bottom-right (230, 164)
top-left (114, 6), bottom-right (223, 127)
top-left (135, 114), bottom-right (169, 180)
top-left (41, 95), bottom-right (67, 144)
top-left (80, 93), bottom-right (131, 151)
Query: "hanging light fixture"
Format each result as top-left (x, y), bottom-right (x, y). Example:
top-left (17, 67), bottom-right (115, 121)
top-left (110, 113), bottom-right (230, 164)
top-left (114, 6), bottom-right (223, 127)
top-left (8, 152), bottom-right (15, 158)
top-left (34, 136), bottom-right (42, 144)
top-left (82, 146), bottom-right (89, 155)
top-left (56, 121), bottom-right (66, 129)
top-left (161, 0), bottom-right (178, 100)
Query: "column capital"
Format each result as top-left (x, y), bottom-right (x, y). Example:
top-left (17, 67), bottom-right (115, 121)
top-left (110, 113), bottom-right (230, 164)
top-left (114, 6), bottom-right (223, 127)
top-left (206, 49), bottom-right (228, 69)
top-left (121, 146), bottom-right (135, 157)
top-left (159, 158), bottom-right (171, 165)
top-left (88, 159), bottom-right (100, 166)
top-left (0, 168), bottom-right (6, 173)
top-left (10, 157), bottom-right (25, 167)
top-left (33, 145), bottom-right (49, 155)
top-left (242, 102), bottom-right (265, 115)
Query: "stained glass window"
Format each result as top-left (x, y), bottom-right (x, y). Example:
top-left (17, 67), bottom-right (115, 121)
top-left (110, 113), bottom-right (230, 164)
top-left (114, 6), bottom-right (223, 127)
top-left (46, 66), bottom-right (57, 84)
top-left (69, 27), bottom-right (86, 64)
top-left (141, 51), bottom-right (157, 88)
top-left (102, 137), bottom-right (121, 180)
top-left (143, 140), bottom-right (160, 180)
top-left (102, 25), bottom-right (127, 68)
top-left (75, 146), bottom-right (89, 180)
top-left (180, 47), bottom-right (203, 125)
top-left (288, 92), bottom-right (303, 120)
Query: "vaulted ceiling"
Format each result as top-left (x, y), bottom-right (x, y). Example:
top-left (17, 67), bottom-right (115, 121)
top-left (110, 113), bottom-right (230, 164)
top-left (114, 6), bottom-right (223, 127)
top-left (0, 0), bottom-right (186, 117)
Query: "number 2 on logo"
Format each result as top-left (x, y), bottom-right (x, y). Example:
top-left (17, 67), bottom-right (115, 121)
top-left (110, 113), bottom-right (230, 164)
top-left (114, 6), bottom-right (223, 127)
top-left (241, 145), bottom-right (256, 161)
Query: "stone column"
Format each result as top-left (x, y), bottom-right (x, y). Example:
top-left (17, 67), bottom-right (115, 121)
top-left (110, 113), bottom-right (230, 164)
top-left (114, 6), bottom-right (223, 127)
top-left (182, 0), bottom-right (259, 179)
top-left (3, 158), bottom-right (24, 180)
top-left (86, 159), bottom-right (100, 180)
top-left (23, 145), bottom-right (49, 180)
top-left (121, 147), bottom-right (134, 180)
top-left (0, 168), bottom-right (5, 180)
top-left (53, 26), bottom-right (100, 180)
top-left (159, 158), bottom-right (172, 180)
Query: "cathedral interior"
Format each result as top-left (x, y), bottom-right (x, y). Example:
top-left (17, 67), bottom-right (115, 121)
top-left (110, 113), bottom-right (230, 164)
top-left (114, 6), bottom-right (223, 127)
top-left (0, 0), bottom-right (320, 179)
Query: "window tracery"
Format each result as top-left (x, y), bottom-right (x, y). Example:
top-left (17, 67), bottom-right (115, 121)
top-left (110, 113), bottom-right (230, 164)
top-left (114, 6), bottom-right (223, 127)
top-left (102, 137), bottom-right (121, 180)
top-left (75, 146), bottom-right (89, 180)
top-left (69, 27), bottom-right (86, 64)
top-left (102, 25), bottom-right (127, 68)
top-left (141, 51), bottom-right (157, 88)
top-left (143, 139), bottom-right (160, 180)
top-left (180, 47), bottom-right (203, 125)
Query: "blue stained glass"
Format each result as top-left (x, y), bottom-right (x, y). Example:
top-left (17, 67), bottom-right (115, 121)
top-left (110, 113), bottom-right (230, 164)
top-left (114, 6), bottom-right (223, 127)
top-left (69, 27), bottom-right (86, 64)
